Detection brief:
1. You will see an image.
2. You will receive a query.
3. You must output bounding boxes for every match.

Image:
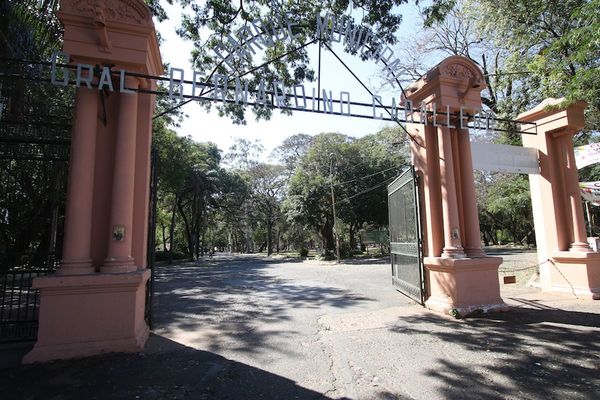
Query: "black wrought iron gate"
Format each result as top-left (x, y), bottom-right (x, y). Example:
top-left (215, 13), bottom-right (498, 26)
top-left (0, 57), bottom-right (73, 341)
top-left (387, 167), bottom-right (425, 304)
top-left (144, 147), bottom-right (158, 329)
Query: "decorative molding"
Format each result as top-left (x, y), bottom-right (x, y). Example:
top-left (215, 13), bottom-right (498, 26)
top-left (66, 0), bottom-right (150, 25)
top-left (442, 62), bottom-right (482, 85)
top-left (442, 63), bottom-right (474, 79)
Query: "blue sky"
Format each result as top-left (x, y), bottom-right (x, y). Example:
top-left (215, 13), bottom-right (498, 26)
top-left (155, 1), bottom-right (426, 158)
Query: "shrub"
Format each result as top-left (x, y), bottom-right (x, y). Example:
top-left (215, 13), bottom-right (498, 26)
top-left (339, 242), bottom-right (352, 259)
top-left (299, 248), bottom-right (309, 257)
top-left (154, 250), bottom-right (187, 262)
top-left (316, 251), bottom-right (335, 261)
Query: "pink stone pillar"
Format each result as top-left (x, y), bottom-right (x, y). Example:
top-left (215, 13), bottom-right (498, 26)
top-left (404, 55), bottom-right (505, 316)
top-left (25, 0), bottom-right (162, 364)
top-left (457, 128), bottom-right (486, 257)
top-left (58, 87), bottom-right (98, 275)
top-left (102, 77), bottom-right (140, 273)
top-left (437, 126), bottom-right (466, 258)
top-left (562, 134), bottom-right (591, 252)
top-left (552, 137), bottom-right (574, 250)
top-left (519, 98), bottom-right (599, 299)
top-left (424, 125), bottom-right (444, 257)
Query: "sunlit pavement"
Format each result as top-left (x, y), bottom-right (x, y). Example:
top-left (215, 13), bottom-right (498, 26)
top-left (152, 253), bottom-right (600, 399)
top-left (1, 253), bottom-right (598, 399)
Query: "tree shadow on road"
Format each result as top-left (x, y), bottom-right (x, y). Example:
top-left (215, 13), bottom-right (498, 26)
top-left (1, 334), bottom-right (339, 400)
top-left (389, 304), bottom-right (600, 399)
top-left (153, 255), bottom-right (375, 356)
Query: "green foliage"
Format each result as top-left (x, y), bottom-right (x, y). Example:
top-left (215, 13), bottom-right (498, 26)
top-left (1, 0), bottom-right (63, 59)
top-left (474, 0), bottom-right (600, 131)
top-left (155, 250), bottom-right (187, 262)
top-left (284, 127), bottom-right (407, 254)
top-left (316, 251), bottom-right (336, 261)
top-left (410, 0), bottom-right (599, 245)
top-left (478, 174), bottom-right (534, 246)
top-left (167, 0), bottom-right (423, 123)
top-left (273, 133), bottom-right (314, 174)
top-left (247, 163), bottom-right (286, 255)
top-left (0, 0), bottom-right (75, 272)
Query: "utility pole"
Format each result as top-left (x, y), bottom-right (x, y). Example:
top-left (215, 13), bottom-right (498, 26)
top-left (329, 153), bottom-right (341, 263)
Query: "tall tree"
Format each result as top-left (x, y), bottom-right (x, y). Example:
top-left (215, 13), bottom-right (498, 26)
top-left (167, 0), bottom-right (459, 123)
top-left (248, 163), bottom-right (286, 255)
top-left (272, 133), bottom-right (314, 174)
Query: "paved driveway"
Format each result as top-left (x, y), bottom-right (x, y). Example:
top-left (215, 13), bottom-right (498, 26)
top-left (153, 254), bottom-right (600, 399)
top-left (2, 254), bottom-right (598, 399)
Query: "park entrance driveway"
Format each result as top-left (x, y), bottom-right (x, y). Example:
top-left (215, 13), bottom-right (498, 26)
top-left (153, 254), bottom-right (600, 399)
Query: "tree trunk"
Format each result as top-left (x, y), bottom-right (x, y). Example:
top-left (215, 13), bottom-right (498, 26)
top-left (161, 223), bottom-right (167, 252)
top-left (259, 240), bottom-right (267, 252)
top-left (321, 223), bottom-right (335, 251)
top-left (482, 231), bottom-right (490, 247)
top-left (177, 200), bottom-right (194, 261)
top-left (349, 225), bottom-right (356, 252)
top-left (168, 197), bottom-right (178, 263)
top-left (267, 220), bottom-right (273, 256)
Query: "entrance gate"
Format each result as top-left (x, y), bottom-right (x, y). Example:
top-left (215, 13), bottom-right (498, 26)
top-left (0, 71), bottom-right (71, 341)
top-left (12, 0), bottom-right (597, 364)
top-left (387, 167), bottom-right (425, 304)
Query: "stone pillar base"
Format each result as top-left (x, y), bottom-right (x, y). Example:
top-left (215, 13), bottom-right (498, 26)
top-left (547, 252), bottom-right (600, 300)
top-left (23, 270), bottom-right (150, 364)
top-left (424, 256), bottom-right (508, 317)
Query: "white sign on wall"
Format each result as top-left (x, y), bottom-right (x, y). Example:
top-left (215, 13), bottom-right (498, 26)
top-left (574, 143), bottom-right (600, 169)
top-left (579, 182), bottom-right (600, 205)
top-left (471, 142), bottom-right (539, 175)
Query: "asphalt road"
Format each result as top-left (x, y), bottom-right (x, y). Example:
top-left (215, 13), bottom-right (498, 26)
top-left (152, 254), bottom-right (600, 400)
top-left (2, 253), bottom-right (598, 399)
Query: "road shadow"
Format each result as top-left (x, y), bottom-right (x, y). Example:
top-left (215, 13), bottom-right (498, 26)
top-left (153, 255), bottom-right (375, 355)
top-left (389, 305), bottom-right (600, 399)
top-left (0, 334), bottom-right (340, 400)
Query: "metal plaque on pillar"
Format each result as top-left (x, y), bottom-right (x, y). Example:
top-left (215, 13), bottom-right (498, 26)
top-left (471, 142), bottom-right (539, 175)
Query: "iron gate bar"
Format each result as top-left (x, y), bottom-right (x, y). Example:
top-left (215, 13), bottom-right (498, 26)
top-left (388, 167), bottom-right (425, 304)
top-left (152, 37), bottom-right (319, 120)
top-left (314, 42), bottom-right (535, 138)
top-left (0, 266), bottom-right (56, 341)
top-left (1, 58), bottom-right (538, 135)
top-left (0, 73), bottom-right (69, 341)
top-left (0, 137), bottom-right (70, 145)
top-left (0, 71), bottom-right (534, 132)
top-left (144, 147), bottom-right (159, 329)
top-left (321, 41), bottom-right (419, 144)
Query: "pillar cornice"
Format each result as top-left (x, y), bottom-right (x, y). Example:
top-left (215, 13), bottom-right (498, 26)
top-left (57, 0), bottom-right (163, 76)
top-left (403, 55), bottom-right (487, 113)
top-left (517, 98), bottom-right (587, 135)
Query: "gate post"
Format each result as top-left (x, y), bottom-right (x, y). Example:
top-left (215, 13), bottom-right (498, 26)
top-left (24, 0), bottom-right (162, 363)
top-left (404, 56), bottom-right (507, 316)
top-left (518, 99), bottom-right (600, 299)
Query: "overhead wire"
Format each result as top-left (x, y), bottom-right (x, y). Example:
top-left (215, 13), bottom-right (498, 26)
top-left (334, 164), bottom-right (398, 187)
top-left (335, 176), bottom-right (397, 205)
top-left (321, 41), bottom-right (425, 150)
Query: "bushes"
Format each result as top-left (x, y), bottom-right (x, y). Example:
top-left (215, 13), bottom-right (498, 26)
top-left (339, 242), bottom-right (352, 259)
top-left (299, 248), bottom-right (309, 257)
top-left (316, 251), bottom-right (336, 261)
top-left (154, 250), bottom-right (187, 262)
